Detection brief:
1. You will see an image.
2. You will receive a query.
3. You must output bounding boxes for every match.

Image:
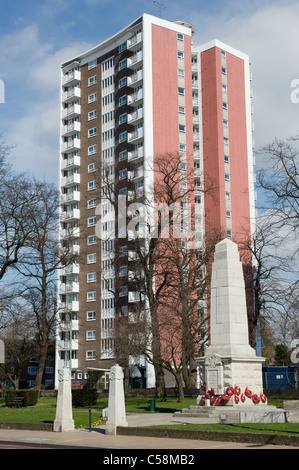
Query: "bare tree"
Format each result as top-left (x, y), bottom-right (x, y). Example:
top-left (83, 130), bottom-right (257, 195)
top-left (257, 136), bottom-right (299, 242)
top-left (13, 180), bottom-right (75, 391)
top-left (0, 140), bottom-right (40, 282)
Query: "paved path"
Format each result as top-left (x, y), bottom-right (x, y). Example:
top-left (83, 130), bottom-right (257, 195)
top-left (0, 412), bottom-right (298, 450)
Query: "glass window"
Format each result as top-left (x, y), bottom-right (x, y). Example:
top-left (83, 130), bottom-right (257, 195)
top-left (87, 310), bottom-right (96, 321)
top-left (87, 272), bottom-right (96, 283)
top-left (87, 253), bottom-right (96, 264)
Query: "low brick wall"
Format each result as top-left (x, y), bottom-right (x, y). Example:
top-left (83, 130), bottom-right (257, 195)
top-left (0, 422), bottom-right (53, 432)
top-left (117, 426), bottom-right (299, 447)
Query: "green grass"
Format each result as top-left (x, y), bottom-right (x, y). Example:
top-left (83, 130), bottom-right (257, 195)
top-left (148, 422), bottom-right (299, 436)
top-left (0, 395), bottom-right (297, 436)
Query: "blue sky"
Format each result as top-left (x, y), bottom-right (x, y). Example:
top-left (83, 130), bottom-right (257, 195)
top-left (0, 0), bottom-right (298, 197)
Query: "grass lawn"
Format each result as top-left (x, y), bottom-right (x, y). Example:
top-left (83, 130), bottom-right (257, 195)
top-left (0, 395), bottom-right (298, 436)
top-left (148, 422), bottom-right (299, 436)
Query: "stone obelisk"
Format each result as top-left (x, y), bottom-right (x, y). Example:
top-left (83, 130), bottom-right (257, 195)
top-left (198, 238), bottom-right (265, 404)
top-left (105, 363), bottom-right (128, 435)
top-left (53, 366), bottom-right (75, 431)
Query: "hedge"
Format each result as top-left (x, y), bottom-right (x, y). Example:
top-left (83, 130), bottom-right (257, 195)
top-left (72, 388), bottom-right (98, 407)
top-left (5, 390), bottom-right (39, 407)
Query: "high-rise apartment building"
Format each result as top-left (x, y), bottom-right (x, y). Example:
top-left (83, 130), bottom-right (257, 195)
top-left (56, 14), bottom-right (255, 389)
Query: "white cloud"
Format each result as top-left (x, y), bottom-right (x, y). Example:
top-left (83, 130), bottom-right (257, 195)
top-left (192, 2), bottom-right (299, 151)
top-left (0, 24), bottom-right (91, 182)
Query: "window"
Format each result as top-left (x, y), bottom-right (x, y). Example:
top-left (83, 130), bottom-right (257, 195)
top-left (119, 113), bottom-right (127, 125)
top-left (88, 127), bottom-right (97, 138)
top-left (119, 168), bottom-right (127, 180)
top-left (223, 102), bottom-right (228, 111)
top-left (178, 51), bottom-right (184, 60)
top-left (88, 198), bottom-right (97, 209)
top-left (224, 155), bottom-right (229, 164)
top-left (88, 144), bottom-right (97, 155)
top-left (226, 210), bottom-right (231, 218)
top-left (177, 33), bottom-right (184, 41)
top-left (119, 77), bottom-right (127, 88)
top-left (221, 50), bottom-right (226, 59)
top-left (87, 310), bottom-right (96, 321)
top-left (179, 143), bottom-right (186, 153)
top-left (119, 187), bottom-right (127, 195)
top-left (88, 59), bottom-right (97, 70)
top-left (179, 124), bottom-right (186, 133)
top-left (180, 162), bottom-right (187, 171)
top-left (28, 367), bottom-right (37, 376)
top-left (88, 180), bottom-right (96, 191)
top-left (87, 272), bottom-right (96, 283)
top-left (224, 137), bottom-right (229, 146)
top-left (88, 162), bottom-right (97, 173)
top-left (178, 87), bottom-right (185, 96)
top-left (221, 67), bottom-right (227, 75)
top-left (88, 75), bottom-right (97, 86)
top-left (225, 191), bottom-right (231, 200)
top-left (227, 229), bottom-right (232, 238)
top-left (87, 253), bottom-right (96, 264)
top-left (119, 58), bottom-right (127, 70)
top-left (87, 291), bottom-right (96, 302)
top-left (88, 110), bottom-right (97, 120)
top-left (178, 69), bottom-right (184, 78)
top-left (223, 119), bottom-right (228, 129)
top-left (119, 265), bottom-right (128, 277)
top-left (118, 41), bottom-right (127, 53)
top-left (222, 84), bottom-right (227, 94)
top-left (119, 131), bottom-right (127, 143)
top-left (225, 173), bottom-right (230, 182)
top-left (88, 92), bottom-right (97, 103)
top-left (119, 95), bottom-right (127, 106)
top-left (87, 235), bottom-right (97, 245)
top-left (119, 285), bottom-right (128, 297)
top-left (88, 216), bottom-right (96, 227)
top-left (178, 105), bottom-right (185, 114)
top-left (119, 149), bottom-right (127, 161)
top-left (86, 330), bottom-right (96, 340)
top-left (180, 181), bottom-right (187, 191)
top-left (86, 350), bottom-right (95, 360)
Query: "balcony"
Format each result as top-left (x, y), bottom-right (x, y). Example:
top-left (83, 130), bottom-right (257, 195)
top-left (62, 69), bottom-right (81, 86)
top-left (61, 190), bottom-right (80, 204)
top-left (61, 121), bottom-right (81, 137)
top-left (66, 300), bottom-right (79, 312)
top-left (127, 69), bottom-right (143, 87)
top-left (62, 86), bottom-right (81, 103)
top-left (61, 263), bottom-right (80, 276)
top-left (128, 107), bottom-right (143, 125)
top-left (127, 32), bottom-right (143, 50)
top-left (128, 127), bottom-right (143, 144)
top-left (128, 166), bottom-right (144, 180)
top-left (60, 226), bottom-right (80, 239)
top-left (127, 88), bottom-right (143, 106)
top-left (61, 173), bottom-right (80, 187)
top-left (127, 50), bottom-right (143, 69)
top-left (65, 282), bottom-right (79, 294)
top-left (61, 155), bottom-right (80, 170)
top-left (61, 208), bottom-right (80, 222)
top-left (128, 291), bottom-right (145, 303)
top-left (62, 104), bottom-right (81, 119)
top-left (61, 138), bottom-right (81, 153)
top-left (128, 146), bottom-right (144, 162)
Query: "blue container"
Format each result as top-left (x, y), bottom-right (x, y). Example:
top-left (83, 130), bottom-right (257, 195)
top-left (262, 366), bottom-right (290, 390)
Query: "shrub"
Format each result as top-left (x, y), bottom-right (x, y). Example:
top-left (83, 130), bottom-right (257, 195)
top-left (5, 390), bottom-right (39, 407)
top-left (72, 389), bottom-right (98, 407)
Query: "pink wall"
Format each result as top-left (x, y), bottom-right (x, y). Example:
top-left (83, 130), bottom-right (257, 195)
top-left (226, 53), bottom-right (251, 241)
top-left (152, 24), bottom-right (180, 157)
top-left (201, 47), bottom-right (227, 234)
